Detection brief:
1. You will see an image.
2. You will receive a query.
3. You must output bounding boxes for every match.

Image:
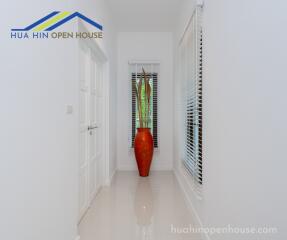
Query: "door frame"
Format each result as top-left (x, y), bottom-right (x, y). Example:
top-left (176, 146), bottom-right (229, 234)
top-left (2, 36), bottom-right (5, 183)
top-left (78, 22), bottom-right (110, 220)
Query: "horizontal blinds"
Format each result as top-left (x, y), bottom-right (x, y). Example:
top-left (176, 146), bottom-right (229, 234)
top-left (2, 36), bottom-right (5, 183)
top-left (152, 72), bottom-right (158, 148)
top-left (181, 6), bottom-right (203, 184)
top-left (130, 63), bottom-right (159, 148)
top-left (132, 73), bottom-right (136, 146)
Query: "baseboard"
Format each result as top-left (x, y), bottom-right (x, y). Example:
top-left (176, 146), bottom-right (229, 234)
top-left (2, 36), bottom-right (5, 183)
top-left (117, 164), bottom-right (173, 171)
top-left (104, 168), bottom-right (117, 186)
top-left (174, 169), bottom-right (211, 240)
top-left (109, 168), bottom-right (116, 185)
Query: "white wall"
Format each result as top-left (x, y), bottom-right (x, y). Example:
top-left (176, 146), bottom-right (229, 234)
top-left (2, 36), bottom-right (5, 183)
top-left (116, 32), bottom-right (173, 171)
top-left (0, 1), bottom-right (116, 240)
top-left (0, 2), bottom-right (78, 240)
top-left (174, 0), bottom-right (287, 239)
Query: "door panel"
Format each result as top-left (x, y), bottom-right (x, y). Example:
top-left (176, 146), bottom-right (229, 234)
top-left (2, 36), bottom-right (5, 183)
top-left (88, 57), bottom-right (97, 200)
top-left (94, 59), bottom-right (103, 193)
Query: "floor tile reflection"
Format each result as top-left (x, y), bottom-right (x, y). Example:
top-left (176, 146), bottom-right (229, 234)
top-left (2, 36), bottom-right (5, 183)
top-left (79, 171), bottom-right (201, 240)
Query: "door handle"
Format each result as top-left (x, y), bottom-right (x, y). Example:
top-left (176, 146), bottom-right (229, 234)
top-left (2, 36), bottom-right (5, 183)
top-left (88, 125), bottom-right (98, 131)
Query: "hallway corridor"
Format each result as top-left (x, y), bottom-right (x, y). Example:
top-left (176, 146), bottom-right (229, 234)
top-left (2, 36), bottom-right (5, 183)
top-left (79, 171), bottom-right (201, 240)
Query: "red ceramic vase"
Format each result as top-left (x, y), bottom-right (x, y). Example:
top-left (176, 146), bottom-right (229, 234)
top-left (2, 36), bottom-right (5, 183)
top-left (134, 128), bottom-right (154, 177)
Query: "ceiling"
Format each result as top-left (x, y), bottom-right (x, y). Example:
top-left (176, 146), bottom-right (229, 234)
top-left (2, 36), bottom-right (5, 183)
top-left (106, 0), bottom-right (184, 31)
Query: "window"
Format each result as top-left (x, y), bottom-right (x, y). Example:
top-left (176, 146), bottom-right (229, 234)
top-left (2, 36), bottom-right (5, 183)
top-left (180, 6), bottom-right (203, 184)
top-left (130, 63), bottom-right (159, 148)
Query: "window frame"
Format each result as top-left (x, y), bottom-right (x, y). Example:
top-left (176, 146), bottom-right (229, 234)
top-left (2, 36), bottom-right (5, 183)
top-left (129, 63), bottom-right (159, 149)
top-left (180, 6), bottom-right (203, 185)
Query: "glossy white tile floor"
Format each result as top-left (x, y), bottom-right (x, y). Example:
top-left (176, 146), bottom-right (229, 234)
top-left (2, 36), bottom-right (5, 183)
top-left (79, 171), bottom-right (201, 240)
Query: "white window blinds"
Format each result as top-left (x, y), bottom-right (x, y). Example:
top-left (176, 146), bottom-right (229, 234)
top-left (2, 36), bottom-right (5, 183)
top-left (180, 6), bottom-right (203, 184)
top-left (129, 63), bottom-right (159, 148)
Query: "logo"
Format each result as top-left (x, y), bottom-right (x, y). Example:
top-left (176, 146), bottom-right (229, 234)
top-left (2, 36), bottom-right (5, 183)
top-left (11, 11), bottom-right (103, 39)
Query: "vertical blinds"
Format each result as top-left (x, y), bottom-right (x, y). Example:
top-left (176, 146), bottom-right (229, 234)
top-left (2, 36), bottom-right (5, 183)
top-left (180, 6), bottom-right (203, 184)
top-left (130, 63), bottom-right (159, 148)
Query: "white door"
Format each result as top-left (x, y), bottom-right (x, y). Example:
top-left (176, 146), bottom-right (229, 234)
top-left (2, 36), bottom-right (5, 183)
top-left (79, 42), bottom-right (104, 221)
